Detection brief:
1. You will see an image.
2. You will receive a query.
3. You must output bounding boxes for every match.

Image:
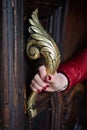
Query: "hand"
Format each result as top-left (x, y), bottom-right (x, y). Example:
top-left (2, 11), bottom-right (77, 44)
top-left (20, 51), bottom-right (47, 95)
top-left (30, 65), bottom-right (68, 93)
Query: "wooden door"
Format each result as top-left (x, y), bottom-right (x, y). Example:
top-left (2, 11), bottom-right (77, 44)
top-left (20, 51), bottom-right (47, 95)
top-left (0, 0), bottom-right (24, 129)
top-left (0, 0), bottom-right (87, 130)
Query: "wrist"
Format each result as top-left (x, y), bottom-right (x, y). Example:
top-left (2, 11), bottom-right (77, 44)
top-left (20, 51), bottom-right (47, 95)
top-left (57, 73), bottom-right (68, 92)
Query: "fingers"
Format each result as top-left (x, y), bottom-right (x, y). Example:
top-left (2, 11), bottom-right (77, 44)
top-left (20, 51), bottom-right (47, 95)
top-left (39, 65), bottom-right (47, 80)
top-left (30, 65), bottom-right (58, 93)
top-left (39, 65), bottom-right (54, 83)
top-left (30, 83), bottom-right (49, 93)
top-left (30, 84), bottom-right (41, 93)
top-left (30, 73), bottom-right (49, 93)
top-left (33, 73), bottom-right (47, 87)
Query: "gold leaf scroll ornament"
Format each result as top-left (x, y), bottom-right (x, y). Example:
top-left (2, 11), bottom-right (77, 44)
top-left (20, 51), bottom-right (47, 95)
top-left (26, 9), bottom-right (61, 118)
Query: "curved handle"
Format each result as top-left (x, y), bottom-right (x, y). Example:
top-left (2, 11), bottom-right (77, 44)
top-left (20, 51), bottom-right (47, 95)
top-left (26, 9), bottom-right (61, 118)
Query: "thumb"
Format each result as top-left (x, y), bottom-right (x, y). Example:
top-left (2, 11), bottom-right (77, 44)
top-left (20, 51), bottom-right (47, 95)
top-left (45, 75), bottom-right (52, 83)
top-left (39, 65), bottom-right (47, 80)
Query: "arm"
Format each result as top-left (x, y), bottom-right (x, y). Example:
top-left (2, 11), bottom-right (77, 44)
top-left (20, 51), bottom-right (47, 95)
top-left (30, 49), bottom-right (87, 93)
top-left (58, 49), bottom-right (87, 90)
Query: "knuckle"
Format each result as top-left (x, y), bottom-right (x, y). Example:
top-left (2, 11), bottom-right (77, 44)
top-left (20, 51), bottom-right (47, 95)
top-left (34, 74), bottom-right (38, 80)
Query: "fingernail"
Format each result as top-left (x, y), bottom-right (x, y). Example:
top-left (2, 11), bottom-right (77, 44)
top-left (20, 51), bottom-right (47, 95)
top-left (43, 85), bottom-right (49, 90)
top-left (47, 76), bottom-right (51, 80)
top-left (46, 85), bottom-right (49, 88)
top-left (37, 89), bottom-right (40, 93)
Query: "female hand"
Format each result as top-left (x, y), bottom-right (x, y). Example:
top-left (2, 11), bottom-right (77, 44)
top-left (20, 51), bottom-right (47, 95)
top-left (30, 65), bottom-right (68, 93)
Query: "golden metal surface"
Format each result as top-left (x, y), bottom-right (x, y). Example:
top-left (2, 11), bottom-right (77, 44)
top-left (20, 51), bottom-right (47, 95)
top-left (26, 9), bottom-right (61, 118)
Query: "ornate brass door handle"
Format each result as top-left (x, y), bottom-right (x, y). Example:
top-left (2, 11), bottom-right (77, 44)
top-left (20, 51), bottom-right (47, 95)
top-left (26, 9), bottom-right (61, 118)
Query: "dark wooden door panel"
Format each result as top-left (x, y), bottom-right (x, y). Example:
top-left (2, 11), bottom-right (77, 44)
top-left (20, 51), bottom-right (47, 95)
top-left (0, 0), bottom-right (87, 130)
top-left (0, 0), bottom-right (24, 129)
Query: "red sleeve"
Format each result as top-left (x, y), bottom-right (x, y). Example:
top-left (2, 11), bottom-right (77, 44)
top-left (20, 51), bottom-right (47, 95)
top-left (58, 49), bottom-right (87, 90)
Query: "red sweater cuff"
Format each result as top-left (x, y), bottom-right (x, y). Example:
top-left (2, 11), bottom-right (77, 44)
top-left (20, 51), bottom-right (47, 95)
top-left (58, 49), bottom-right (87, 90)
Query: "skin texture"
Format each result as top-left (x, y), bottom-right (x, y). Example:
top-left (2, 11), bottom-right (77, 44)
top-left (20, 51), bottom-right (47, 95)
top-left (30, 65), bottom-right (68, 92)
